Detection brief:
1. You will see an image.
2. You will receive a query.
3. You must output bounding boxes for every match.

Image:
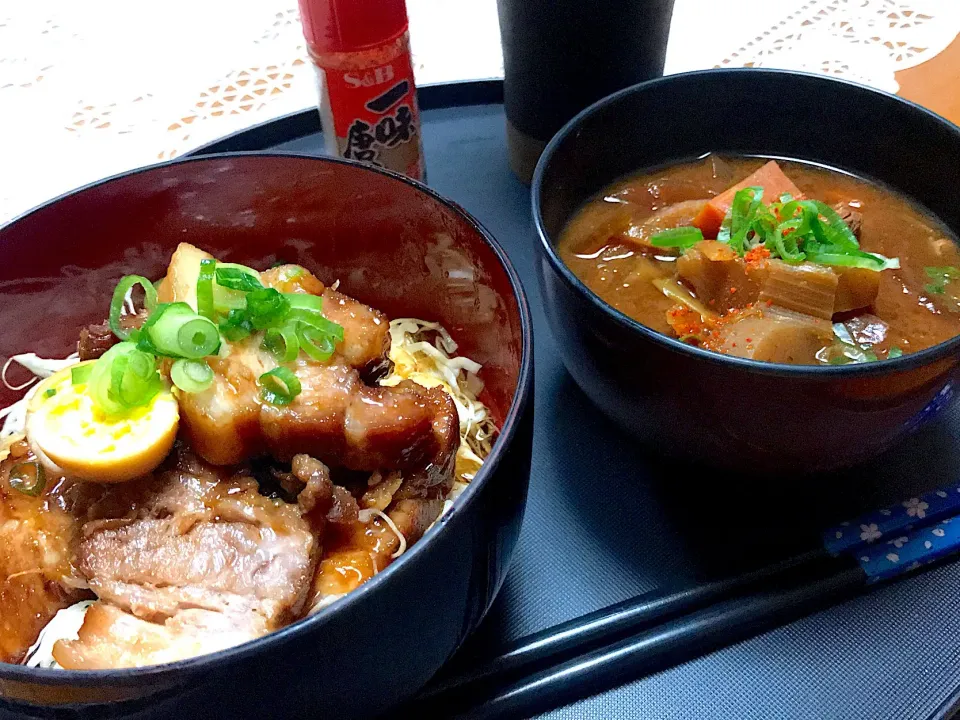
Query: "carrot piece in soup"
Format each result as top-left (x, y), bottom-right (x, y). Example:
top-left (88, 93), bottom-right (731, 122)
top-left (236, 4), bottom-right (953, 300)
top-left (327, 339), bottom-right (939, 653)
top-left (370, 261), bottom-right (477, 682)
top-left (693, 161), bottom-right (805, 238)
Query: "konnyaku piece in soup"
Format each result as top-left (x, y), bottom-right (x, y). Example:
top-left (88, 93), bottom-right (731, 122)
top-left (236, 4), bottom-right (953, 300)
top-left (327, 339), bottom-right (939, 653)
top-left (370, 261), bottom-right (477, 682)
top-left (559, 156), bottom-right (960, 365)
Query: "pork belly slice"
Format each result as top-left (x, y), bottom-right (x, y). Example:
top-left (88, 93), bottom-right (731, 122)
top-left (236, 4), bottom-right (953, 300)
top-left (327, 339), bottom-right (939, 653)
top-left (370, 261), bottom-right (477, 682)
top-left (261, 363), bottom-right (460, 478)
top-left (53, 602), bottom-right (268, 670)
top-left (0, 441), bottom-right (98, 663)
top-left (54, 448), bottom-right (317, 668)
top-left (78, 518), bottom-right (315, 622)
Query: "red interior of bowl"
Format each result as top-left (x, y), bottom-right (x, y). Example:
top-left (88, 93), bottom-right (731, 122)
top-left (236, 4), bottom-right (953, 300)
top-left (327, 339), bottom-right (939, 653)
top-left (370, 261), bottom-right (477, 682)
top-left (0, 154), bottom-right (524, 423)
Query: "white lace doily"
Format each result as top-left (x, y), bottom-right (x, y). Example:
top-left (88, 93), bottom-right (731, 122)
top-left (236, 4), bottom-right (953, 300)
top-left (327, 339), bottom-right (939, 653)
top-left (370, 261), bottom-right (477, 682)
top-left (719, 0), bottom-right (960, 93)
top-left (1, 0), bottom-right (958, 224)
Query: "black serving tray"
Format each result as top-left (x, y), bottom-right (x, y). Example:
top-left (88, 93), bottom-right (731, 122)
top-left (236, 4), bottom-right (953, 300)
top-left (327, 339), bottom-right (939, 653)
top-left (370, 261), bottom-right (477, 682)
top-left (189, 80), bottom-right (960, 720)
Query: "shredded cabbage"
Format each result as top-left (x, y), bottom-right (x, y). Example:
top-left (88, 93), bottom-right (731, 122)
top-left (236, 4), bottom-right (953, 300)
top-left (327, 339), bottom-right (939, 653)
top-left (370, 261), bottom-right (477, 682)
top-left (0, 354), bottom-right (81, 460)
top-left (23, 601), bottom-right (94, 669)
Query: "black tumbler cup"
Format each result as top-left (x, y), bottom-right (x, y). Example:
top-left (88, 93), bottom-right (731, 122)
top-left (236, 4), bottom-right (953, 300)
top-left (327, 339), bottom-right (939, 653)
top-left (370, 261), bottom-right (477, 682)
top-left (497, 0), bottom-right (676, 183)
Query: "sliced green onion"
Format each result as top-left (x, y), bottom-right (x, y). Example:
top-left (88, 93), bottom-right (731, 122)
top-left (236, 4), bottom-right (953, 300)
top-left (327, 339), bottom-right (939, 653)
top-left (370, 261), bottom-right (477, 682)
top-left (9, 462), bottom-right (45, 496)
top-left (650, 227), bottom-right (703, 250)
top-left (728, 187), bottom-right (764, 254)
top-left (305, 314), bottom-right (345, 340)
top-left (807, 200), bottom-right (859, 251)
top-left (171, 359), bottom-right (214, 393)
top-left (176, 317), bottom-right (221, 358)
top-left (717, 211), bottom-right (732, 244)
top-left (219, 309), bottom-right (255, 342)
top-left (216, 266), bottom-right (263, 292)
top-left (44, 388), bottom-right (56, 398)
top-left (770, 219), bottom-right (806, 264)
top-left (259, 367), bottom-right (301, 406)
top-left (109, 275), bottom-right (158, 340)
top-left (805, 251), bottom-right (900, 271)
top-left (704, 181), bottom-right (901, 274)
top-left (297, 322), bottom-right (338, 362)
top-left (923, 266), bottom-right (960, 295)
top-left (888, 347), bottom-right (904, 359)
top-left (263, 324), bottom-right (300, 363)
top-left (284, 293), bottom-right (323, 312)
top-left (71, 364), bottom-right (93, 386)
top-left (211, 263), bottom-right (260, 313)
top-left (196, 259), bottom-right (216, 319)
top-left (88, 342), bottom-right (162, 414)
top-left (141, 303), bottom-right (220, 358)
top-left (113, 350), bottom-right (157, 406)
top-left (245, 288), bottom-right (290, 329)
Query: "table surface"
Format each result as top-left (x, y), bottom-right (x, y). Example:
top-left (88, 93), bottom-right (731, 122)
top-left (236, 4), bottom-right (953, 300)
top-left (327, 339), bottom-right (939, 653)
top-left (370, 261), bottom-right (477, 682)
top-left (2, 0), bottom-right (959, 224)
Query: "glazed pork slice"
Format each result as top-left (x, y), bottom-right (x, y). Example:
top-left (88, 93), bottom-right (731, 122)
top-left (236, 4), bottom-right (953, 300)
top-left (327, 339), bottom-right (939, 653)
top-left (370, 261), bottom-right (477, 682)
top-left (304, 389), bottom-right (459, 612)
top-left (0, 442), bottom-right (95, 663)
top-left (260, 265), bottom-right (391, 378)
top-left (52, 602), bottom-right (268, 670)
top-left (54, 448), bottom-right (317, 668)
top-left (163, 243), bottom-right (416, 467)
top-left (79, 517), bottom-right (315, 622)
top-left (261, 363), bottom-right (460, 476)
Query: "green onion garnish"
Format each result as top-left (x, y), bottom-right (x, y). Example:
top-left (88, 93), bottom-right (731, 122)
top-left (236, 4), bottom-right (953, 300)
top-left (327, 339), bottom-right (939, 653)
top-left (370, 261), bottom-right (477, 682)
top-left (100, 261), bottom-right (344, 416)
top-left (650, 227), bottom-right (704, 250)
top-left (109, 275), bottom-right (158, 340)
top-left (175, 317), bottom-right (221, 358)
top-left (284, 293), bottom-right (324, 314)
top-left (668, 188), bottom-right (898, 272)
top-left (196, 259), bottom-right (216, 319)
top-left (888, 347), bottom-right (904, 359)
top-left (726, 186), bottom-right (764, 255)
top-left (87, 342), bottom-right (163, 415)
top-left (139, 303), bottom-right (220, 359)
top-left (259, 367), bottom-right (301, 406)
top-left (44, 388), bottom-right (56, 398)
top-left (924, 266), bottom-right (959, 295)
top-left (297, 319), bottom-right (343, 362)
top-left (71, 365), bottom-right (93, 386)
top-left (9, 462), bottom-right (45, 496)
top-left (245, 288), bottom-right (291, 329)
top-left (170, 358), bottom-right (214, 393)
top-left (805, 251), bottom-right (899, 271)
top-left (219, 309), bottom-right (255, 342)
top-left (263, 324), bottom-right (300, 363)
top-left (216, 266), bottom-right (264, 292)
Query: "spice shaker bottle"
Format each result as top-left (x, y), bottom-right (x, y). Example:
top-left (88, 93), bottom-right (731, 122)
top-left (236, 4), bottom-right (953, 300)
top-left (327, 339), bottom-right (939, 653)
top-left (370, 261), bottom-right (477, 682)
top-left (497, 0), bottom-right (676, 183)
top-left (298, 0), bottom-right (425, 181)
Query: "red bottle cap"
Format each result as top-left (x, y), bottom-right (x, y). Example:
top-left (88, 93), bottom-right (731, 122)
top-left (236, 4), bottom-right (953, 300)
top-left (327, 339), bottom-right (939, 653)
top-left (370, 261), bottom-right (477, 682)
top-left (299, 0), bottom-right (410, 54)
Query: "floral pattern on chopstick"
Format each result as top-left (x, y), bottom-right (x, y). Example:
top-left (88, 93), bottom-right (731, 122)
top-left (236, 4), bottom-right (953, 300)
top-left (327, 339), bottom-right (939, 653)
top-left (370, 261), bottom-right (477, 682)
top-left (824, 485), bottom-right (960, 555)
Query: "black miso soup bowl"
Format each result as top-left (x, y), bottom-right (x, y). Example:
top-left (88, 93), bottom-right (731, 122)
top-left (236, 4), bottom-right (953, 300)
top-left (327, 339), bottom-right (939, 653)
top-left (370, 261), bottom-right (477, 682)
top-left (533, 68), bottom-right (960, 474)
top-left (0, 154), bottom-right (534, 718)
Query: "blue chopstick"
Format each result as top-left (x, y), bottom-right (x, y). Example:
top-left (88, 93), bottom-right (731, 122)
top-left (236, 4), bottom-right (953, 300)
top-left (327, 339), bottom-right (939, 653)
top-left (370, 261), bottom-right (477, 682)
top-left (858, 513), bottom-right (960, 583)
top-left (823, 482), bottom-right (960, 555)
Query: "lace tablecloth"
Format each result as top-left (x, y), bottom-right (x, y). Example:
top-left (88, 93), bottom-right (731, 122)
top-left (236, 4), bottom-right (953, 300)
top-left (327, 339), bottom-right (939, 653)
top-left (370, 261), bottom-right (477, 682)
top-left (1, 0), bottom-right (958, 223)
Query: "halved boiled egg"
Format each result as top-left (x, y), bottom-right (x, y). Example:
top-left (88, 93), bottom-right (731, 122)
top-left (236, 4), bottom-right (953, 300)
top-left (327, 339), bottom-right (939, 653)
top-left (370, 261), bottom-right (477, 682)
top-left (26, 362), bottom-right (179, 482)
